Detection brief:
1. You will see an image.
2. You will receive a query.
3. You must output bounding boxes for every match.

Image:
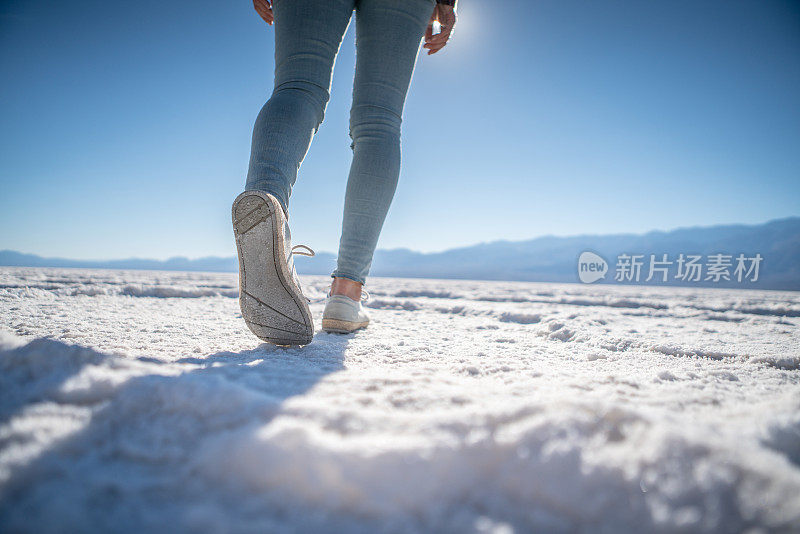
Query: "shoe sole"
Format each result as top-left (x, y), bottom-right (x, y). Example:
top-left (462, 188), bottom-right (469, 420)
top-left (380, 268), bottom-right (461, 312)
top-left (321, 318), bottom-right (369, 334)
top-left (232, 191), bottom-right (313, 345)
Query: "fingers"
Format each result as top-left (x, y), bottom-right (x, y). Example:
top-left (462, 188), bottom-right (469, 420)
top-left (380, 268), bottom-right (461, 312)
top-left (423, 8), bottom-right (444, 43)
top-left (253, 0), bottom-right (273, 25)
top-left (423, 36), bottom-right (446, 54)
top-left (424, 42), bottom-right (446, 55)
top-left (423, 6), bottom-right (455, 55)
top-left (423, 38), bottom-right (447, 55)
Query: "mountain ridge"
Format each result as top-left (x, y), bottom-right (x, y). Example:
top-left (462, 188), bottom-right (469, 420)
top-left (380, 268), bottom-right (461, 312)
top-left (2, 217), bottom-right (798, 290)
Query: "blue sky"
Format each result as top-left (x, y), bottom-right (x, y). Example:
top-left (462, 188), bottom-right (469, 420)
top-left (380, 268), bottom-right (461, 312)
top-left (1, 0), bottom-right (799, 260)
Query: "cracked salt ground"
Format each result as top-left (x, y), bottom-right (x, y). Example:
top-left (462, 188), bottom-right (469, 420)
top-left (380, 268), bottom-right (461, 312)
top-left (0, 266), bottom-right (799, 532)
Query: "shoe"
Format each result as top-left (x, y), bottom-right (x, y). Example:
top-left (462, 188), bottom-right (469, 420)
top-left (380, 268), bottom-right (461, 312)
top-left (322, 293), bottom-right (370, 334)
top-left (232, 190), bottom-right (315, 345)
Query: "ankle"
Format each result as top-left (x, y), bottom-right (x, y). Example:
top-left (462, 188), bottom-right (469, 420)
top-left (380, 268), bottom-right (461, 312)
top-left (330, 277), bottom-right (362, 301)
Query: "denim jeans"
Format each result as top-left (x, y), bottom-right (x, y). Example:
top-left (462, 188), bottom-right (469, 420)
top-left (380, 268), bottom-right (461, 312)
top-left (245, 0), bottom-right (434, 285)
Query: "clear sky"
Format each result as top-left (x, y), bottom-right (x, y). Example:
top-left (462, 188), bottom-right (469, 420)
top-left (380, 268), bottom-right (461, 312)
top-left (1, 0), bottom-right (799, 260)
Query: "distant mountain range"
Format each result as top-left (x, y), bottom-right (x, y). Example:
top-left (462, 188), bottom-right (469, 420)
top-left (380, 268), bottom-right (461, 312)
top-left (2, 217), bottom-right (799, 290)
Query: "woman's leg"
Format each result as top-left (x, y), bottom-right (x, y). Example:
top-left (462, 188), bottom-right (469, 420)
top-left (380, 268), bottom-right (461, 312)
top-left (331, 0), bottom-right (434, 284)
top-left (245, 0), bottom-right (355, 215)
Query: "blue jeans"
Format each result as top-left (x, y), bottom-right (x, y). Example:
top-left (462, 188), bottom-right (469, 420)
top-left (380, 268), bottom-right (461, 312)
top-left (245, 0), bottom-right (434, 285)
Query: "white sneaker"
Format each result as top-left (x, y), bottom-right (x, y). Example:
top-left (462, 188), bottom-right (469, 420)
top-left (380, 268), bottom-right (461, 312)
top-left (232, 191), bottom-right (315, 345)
top-left (322, 293), bottom-right (370, 334)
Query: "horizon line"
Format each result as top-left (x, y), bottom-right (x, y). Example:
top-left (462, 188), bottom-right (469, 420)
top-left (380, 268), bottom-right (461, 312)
top-left (2, 215), bottom-right (797, 263)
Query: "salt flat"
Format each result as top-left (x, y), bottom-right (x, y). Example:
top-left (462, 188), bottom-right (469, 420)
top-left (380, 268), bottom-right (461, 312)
top-left (0, 267), bottom-right (798, 533)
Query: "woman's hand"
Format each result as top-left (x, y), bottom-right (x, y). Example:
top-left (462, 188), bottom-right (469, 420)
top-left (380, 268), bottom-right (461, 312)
top-left (253, 0), bottom-right (274, 26)
top-left (424, 4), bottom-right (456, 55)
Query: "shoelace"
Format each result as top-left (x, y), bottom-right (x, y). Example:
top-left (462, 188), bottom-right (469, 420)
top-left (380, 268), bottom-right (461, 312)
top-left (291, 244), bottom-right (315, 257)
top-left (289, 243), bottom-right (370, 305)
top-left (288, 245), bottom-right (314, 302)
